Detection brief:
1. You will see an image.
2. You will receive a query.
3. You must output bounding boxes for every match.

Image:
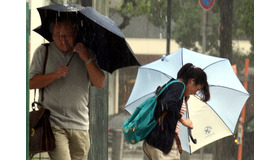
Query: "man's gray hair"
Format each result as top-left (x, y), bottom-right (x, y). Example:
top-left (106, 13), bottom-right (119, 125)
top-left (49, 17), bottom-right (78, 34)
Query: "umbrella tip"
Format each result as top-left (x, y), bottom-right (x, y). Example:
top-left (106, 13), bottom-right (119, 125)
top-left (161, 55), bottom-right (166, 61)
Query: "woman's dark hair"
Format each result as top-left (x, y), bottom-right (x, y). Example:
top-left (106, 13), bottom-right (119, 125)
top-left (177, 63), bottom-right (210, 102)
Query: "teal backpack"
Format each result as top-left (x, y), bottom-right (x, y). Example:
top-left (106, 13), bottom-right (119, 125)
top-left (122, 80), bottom-right (185, 144)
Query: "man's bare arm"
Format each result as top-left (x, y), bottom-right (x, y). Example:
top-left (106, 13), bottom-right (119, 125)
top-left (29, 66), bottom-right (69, 89)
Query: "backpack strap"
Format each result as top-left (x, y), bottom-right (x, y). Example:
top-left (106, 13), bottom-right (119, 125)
top-left (156, 80), bottom-right (185, 99)
top-left (156, 111), bottom-right (167, 131)
top-left (34, 43), bottom-right (49, 104)
top-left (155, 80), bottom-right (185, 131)
top-left (41, 43), bottom-right (49, 102)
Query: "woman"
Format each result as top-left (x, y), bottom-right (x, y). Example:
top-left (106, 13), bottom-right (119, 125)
top-left (143, 63), bottom-right (210, 160)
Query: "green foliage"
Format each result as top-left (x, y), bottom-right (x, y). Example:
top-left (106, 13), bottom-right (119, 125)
top-left (147, 0), bottom-right (192, 27)
top-left (172, 3), bottom-right (201, 51)
top-left (117, 0), bottom-right (253, 57)
top-left (117, 0), bottom-right (151, 17)
top-left (236, 0), bottom-right (254, 54)
top-left (172, 1), bottom-right (220, 55)
top-left (236, 0), bottom-right (254, 37)
top-left (117, 0), bottom-right (221, 54)
top-left (147, 0), bottom-right (167, 27)
top-left (117, 0), bottom-right (188, 28)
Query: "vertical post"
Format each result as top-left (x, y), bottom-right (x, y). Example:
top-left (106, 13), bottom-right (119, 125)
top-left (202, 9), bottom-right (207, 54)
top-left (88, 0), bottom-right (109, 160)
top-left (108, 70), bottom-right (119, 115)
top-left (26, 1), bottom-right (30, 159)
top-left (237, 58), bottom-right (249, 160)
top-left (114, 70), bottom-right (119, 114)
top-left (200, 9), bottom-right (207, 160)
top-left (88, 82), bottom-right (108, 160)
top-left (166, 0), bottom-right (171, 55)
top-left (111, 130), bottom-right (124, 160)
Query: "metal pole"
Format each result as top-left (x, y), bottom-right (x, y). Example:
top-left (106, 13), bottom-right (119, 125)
top-left (166, 0), bottom-right (171, 55)
top-left (200, 9), bottom-right (207, 160)
top-left (237, 58), bottom-right (249, 160)
top-left (202, 10), bottom-right (207, 54)
top-left (111, 130), bottom-right (124, 160)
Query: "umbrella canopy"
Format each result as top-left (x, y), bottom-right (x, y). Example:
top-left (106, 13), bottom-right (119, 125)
top-left (125, 48), bottom-right (250, 153)
top-left (33, 3), bottom-right (140, 73)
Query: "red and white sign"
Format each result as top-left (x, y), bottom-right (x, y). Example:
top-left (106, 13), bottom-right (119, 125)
top-left (199, 0), bottom-right (215, 10)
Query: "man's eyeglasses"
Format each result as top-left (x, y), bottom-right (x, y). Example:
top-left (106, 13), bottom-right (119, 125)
top-left (52, 33), bottom-right (74, 39)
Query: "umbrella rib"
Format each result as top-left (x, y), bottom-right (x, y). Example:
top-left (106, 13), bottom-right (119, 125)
top-left (181, 48), bottom-right (184, 67)
top-left (125, 91), bottom-right (155, 108)
top-left (203, 59), bottom-right (227, 70)
top-left (140, 68), bottom-right (174, 79)
top-left (206, 101), bottom-right (234, 134)
top-left (126, 68), bottom-right (173, 108)
top-left (193, 95), bottom-right (234, 135)
top-left (209, 85), bottom-right (250, 95)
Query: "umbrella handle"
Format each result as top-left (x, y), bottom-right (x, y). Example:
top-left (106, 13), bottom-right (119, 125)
top-left (185, 96), bottom-right (197, 144)
top-left (189, 129), bottom-right (197, 144)
top-left (66, 53), bottom-right (76, 67)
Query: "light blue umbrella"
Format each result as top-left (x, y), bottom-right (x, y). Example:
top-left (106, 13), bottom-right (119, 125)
top-left (125, 48), bottom-right (250, 153)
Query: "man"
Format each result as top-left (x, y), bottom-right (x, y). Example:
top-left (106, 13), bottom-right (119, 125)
top-left (29, 19), bottom-right (105, 160)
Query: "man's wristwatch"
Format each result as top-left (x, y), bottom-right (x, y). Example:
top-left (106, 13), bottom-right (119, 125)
top-left (86, 58), bottom-right (92, 65)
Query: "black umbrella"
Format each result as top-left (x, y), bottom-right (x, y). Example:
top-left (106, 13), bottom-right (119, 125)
top-left (33, 3), bottom-right (140, 73)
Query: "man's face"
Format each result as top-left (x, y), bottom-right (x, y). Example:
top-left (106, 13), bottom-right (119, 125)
top-left (52, 21), bottom-right (76, 53)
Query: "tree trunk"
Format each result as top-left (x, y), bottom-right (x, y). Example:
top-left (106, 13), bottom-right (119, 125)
top-left (213, 136), bottom-right (237, 160)
top-left (219, 0), bottom-right (233, 61)
top-left (213, 1), bottom-right (236, 158)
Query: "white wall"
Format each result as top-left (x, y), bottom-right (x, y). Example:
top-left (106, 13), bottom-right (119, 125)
top-left (29, 0), bottom-right (48, 109)
top-left (126, 38), bottom-right (252, 55)
top-left (30, 0), bottom-right (47, 61)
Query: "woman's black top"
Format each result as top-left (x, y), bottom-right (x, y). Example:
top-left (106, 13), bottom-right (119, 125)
top-left (145, 79), bottom-right (185, 154)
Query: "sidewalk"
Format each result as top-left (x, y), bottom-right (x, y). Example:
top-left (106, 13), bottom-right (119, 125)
top-left (30, 150), bottom-right (213, 160)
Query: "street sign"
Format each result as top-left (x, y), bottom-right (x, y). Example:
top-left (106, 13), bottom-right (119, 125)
top-left (199, 0), bottom-right (215, 10)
